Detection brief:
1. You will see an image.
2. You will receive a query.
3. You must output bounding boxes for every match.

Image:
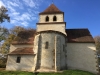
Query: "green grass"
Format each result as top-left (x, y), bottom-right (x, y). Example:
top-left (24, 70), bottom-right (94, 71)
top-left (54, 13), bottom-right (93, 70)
top-left (0, 71), bottom-right (33, 75)
top-left (0, 70), bottom-right (96, 75)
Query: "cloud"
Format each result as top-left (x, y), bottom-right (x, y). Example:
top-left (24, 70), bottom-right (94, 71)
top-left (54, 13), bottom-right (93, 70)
top-left (11, 20), bottom-right (17, 24)
top-left (21, 21), bottom-right (29, 26)
top-left (7, 4), bottom-right (16, 12)
top-left (13, 12), bottom-right (32, 21)
top-left (22, 0), bottom-right (36, 8)
top-left (11, 20), bottom-right (29, 27)
top-left (22, 0), bottom-right (44, 9)
top-left (0, 1), bottom-right (5, 7)
top-left (0, 0), bottom-right (47, 27)
top-left (10, 12), bottom-right (31, 27)
top-left (11, 12), bottom-right (20, 16)
top-left (8, 1), bottom-right (19, 7)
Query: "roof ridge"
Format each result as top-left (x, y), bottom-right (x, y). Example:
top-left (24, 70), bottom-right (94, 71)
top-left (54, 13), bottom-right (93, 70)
top-left (39, 4), bottom-right (63, 14)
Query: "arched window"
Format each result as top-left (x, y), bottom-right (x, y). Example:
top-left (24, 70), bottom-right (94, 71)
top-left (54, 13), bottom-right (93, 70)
top-left (45, 41), bottom-right (49, 49)
top-left (53, 16), bottom-right (57, 21)
top-left (45, 16), bottom-right (49, 22)
top-left (63, 44), bottom-right (65, 52)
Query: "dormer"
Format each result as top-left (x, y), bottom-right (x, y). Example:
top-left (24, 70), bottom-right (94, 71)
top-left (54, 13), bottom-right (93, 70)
top-left (39, 4), bottom-right (64, 23)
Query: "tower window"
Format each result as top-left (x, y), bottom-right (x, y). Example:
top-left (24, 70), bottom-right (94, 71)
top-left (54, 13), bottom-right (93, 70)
top-left (45, 16), bottom-right (49, 22)
top-left (16, 56), bottom-right (21, 63)
top-left (45, 41), bottom-right (49, 49)
top-left (53, 16), bottom-right (57, 21)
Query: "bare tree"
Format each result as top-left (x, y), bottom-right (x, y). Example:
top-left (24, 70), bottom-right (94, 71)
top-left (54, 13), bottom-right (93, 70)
top-left (1, 26), bottom-right (25, 54)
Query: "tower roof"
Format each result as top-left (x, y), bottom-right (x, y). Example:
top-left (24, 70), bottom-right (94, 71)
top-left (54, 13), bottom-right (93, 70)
top-left (39, 4), bottom-right (64, 15)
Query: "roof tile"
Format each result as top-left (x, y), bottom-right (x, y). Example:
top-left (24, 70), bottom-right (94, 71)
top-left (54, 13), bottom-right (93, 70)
top-left (9, 47), bottom-right (34, 55)
top-left (11, 29), bottom-right (94, 44)
top-left (66, 29), bottom-right (95, 43)
top-left (39, 4), bottom-right (63, 14)
top-left (12, 29), bottom-right (36, 45)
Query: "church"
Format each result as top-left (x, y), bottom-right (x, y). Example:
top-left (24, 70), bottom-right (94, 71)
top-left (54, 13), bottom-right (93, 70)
top-left (6, 4), bottom-right (99, 74)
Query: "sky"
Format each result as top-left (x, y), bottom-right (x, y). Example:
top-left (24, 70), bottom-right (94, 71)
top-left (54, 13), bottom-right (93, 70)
top-left (0, 0), bottom-right (100, 37)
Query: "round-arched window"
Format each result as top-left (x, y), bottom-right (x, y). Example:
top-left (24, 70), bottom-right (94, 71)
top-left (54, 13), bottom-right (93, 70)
top-left (53, 16), bottom-right (57, 21)
top-left (45, 16), bottom-right (49, 22)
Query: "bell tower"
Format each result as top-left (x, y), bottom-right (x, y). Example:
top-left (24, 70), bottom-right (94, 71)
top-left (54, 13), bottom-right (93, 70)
top-left (36, 4), bottom-right (66, 35)
top-left (34, 3), bottom-right (67, 71)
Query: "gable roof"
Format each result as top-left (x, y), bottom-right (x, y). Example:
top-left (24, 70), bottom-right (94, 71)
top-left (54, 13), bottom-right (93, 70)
top-left (39, 4), bottom-right (64, 15)
top-left (66, 29), bottom-right (95, 43)
top-left (9, 47), bottom-right (34, 55)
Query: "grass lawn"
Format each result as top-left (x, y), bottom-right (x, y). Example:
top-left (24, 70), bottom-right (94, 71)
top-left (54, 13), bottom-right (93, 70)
top-left (0, 70), bottom-right (96, 75)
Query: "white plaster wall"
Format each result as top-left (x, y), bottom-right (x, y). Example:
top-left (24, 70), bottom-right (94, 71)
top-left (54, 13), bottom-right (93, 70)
top-left (6, 55), bottom-right (34, 71)
top-left (66, 43), bottom-right (98, 74)
top-left (39, 14), bottom-right (64, 23)
top-left (37, 23), bottom-right (66, 35)
top-left (9, 44), bottom-right (34, 52)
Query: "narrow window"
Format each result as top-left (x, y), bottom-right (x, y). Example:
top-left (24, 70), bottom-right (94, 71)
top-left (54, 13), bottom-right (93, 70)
top-left (63, 45), bottom-right (65, 52)
top-left (45, 16), bottom-right (49, 22)
top-left (45, 41), bottom-right (49, 49)
top-left (16, 56), bottom-right (21, 63)
top-left (53, 16), bottom-right (57, 21)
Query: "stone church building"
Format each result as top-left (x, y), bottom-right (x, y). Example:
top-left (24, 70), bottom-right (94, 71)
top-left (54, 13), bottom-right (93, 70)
top-left (6, 4), bottom-right (99, 74)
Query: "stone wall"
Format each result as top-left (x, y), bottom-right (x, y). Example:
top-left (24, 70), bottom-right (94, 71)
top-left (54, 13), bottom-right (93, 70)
top-left (33, 34), bottom-right (41, 71)
top-left (34, 32), bottom-right (66, 71)
top-left (6, 55), bottom-right (34, 71)
top-left (66, 43), bottom-right (98, 74)
top-left (39, 14), bottom-right (64, 23)
top-left (37, 23), bottom-right (66, 35)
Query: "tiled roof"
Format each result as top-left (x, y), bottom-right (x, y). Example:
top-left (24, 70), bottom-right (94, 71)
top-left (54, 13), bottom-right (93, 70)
top-left (39, 4), bottom-right (64, 14)
top-left (11, 28), bottom-right (94, 44)
top-left (9, 47), bottom-right (34, 55)
top-left (12, 30), bottom-right (36, 45)
top-left (66, 29), bottom-right (95, 43)
top-left (12, 38), bottom-right (34, 45)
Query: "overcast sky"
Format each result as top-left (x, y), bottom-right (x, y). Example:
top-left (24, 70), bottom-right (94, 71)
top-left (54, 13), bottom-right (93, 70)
top-left (0, 0), bottom-right (100, 37)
